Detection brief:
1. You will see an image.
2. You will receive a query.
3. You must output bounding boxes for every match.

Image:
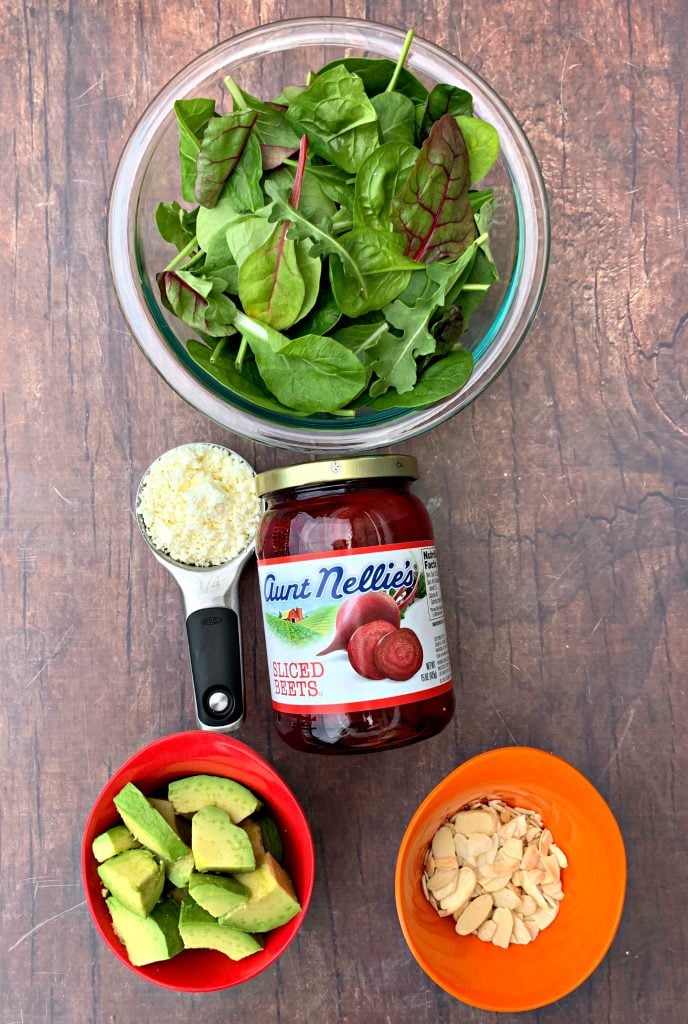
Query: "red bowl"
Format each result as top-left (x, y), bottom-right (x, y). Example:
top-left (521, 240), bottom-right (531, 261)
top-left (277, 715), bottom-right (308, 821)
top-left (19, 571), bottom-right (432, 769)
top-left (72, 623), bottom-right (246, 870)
top-left (81, 731), bottom-right (315, 991)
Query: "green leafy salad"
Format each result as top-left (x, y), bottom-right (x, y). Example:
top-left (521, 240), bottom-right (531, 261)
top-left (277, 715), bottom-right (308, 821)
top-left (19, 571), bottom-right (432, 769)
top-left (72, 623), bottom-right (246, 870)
top-left (155, 30), bottom-right (500, 417)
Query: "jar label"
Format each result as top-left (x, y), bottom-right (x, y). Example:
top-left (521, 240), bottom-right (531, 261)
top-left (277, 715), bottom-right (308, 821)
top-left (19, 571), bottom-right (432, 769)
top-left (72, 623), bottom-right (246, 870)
top-left (257, 541), bottom-right (452, 714)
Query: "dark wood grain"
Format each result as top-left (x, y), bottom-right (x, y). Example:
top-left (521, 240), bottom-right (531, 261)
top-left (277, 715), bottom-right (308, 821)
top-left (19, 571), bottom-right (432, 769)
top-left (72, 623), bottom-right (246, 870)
top-left (1, 1), bottom-right (686, 1021)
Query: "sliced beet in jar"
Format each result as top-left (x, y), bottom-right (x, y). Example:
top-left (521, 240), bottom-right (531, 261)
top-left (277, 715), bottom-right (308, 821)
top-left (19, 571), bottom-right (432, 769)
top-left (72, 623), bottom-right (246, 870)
top-left (255, 455), bottom-right (454, 754)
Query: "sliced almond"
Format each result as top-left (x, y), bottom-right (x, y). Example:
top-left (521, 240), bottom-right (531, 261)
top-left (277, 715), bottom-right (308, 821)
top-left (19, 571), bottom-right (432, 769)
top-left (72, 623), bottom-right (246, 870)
top-left (525, 825), bottom-right (541, 843)
top-left (511, 915), bottom-right (532, 945)
top-left (493, 887), bottom-right (522, 911)
top-left (511, 869), bottom-right (525, 888)
top-left (476, 919), bottom-right (498, 942)
top-left (434, 855), bottom-right (459, 871)
top-left (455, 893), bottom-right (494, 935)
top-left (454, 832), bottom-right (470, 863)
top-left (538, 828), bottom-right (553, 857)
top-left (439, 866), bottom-right (477, 913)
top-left (497, 818), bottom-right (517, 841)
top-left (550, 843), bottom-right (568, 869)
top-left (499, 808), bottom-right (512, 824)
top-left (522, 872), bottom-right (549, 910)
top-left (481, 874), bottom-right (511, 893)
top-left (451, 900), bottom-right (470, 921)
top-left (531, 904), bottom-right (559, 930)
top-left (421, 875), bottom-right (430, 902)
top-left (424, 850), bottom-right (436, 875)
top-left (491, 906), bottom-right (514, 948)
top-left (501, 837), bottom-right (524, 862)
top-left (426, 868), bottom-right (458, 895)
top-left (525, 919), bottom-right (540, 941)
top-left (452, 810), bottom-right (497, 836)
top-left (520, 844), bottom-right (540, 872)
top-left (541, 880), bottom-right (564, 899)
top-left (432, 825), bottom-right (456, 862)
top-left (512, 815), bottom-right (528, 839)
top-left (433, 878), bottom-right (461, 901)
top-left (485, 834), bottom-right (499, 866)
top-left (519, 894), bottom-right (537, 916)
top-left (467, 833), bottom-right (493, 859)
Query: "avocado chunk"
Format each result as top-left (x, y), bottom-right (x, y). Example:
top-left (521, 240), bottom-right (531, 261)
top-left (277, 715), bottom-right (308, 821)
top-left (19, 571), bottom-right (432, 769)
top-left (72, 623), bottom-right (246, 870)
top-left (179, 898), bottom-right (262, 961)
top-left (166, 852), bottom-right (195, 888)
top-left (92, 825), bottom-right (140, 863)
top-left (240, 818), bottom-right (266, 862)
top-left (107, 896), bottom-right (183, 966)
top-left (97, 849), bottom-right (165, 918)
top-left (221, 853), bottom-right (300, 933)
top-left (188, 871), bottom-right (249, 918)
top-left (192, 805), bottom-right (256, 873)
top-left (114, 783), bottom-right (191, 862)
top-left (169, 775), bottom-right (260, 823)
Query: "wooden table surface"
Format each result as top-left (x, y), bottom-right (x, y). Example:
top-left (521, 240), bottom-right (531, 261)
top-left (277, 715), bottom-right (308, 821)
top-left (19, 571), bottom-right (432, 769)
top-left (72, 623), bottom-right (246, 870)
top-left (2, 1), bottom-right (686, 1021)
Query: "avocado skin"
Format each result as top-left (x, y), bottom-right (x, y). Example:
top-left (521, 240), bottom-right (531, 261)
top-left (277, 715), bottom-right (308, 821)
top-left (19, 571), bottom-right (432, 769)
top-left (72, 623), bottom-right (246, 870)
top-left (107, 896), bottom-right (183, 966)
top-left (179, 897), bottom-right (262, 961)
top-left (114, 783), bottom-right (190, 862)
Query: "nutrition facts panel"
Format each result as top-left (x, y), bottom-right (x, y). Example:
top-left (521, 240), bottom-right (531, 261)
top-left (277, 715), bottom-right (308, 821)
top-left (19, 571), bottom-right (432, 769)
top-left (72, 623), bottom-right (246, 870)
top-left (423, 547), bottom-right (445, 625)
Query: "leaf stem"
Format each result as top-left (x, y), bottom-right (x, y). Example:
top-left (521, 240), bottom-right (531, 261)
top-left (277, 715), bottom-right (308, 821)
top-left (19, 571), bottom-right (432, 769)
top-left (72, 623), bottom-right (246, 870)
top-left (290, 136), bottom-right (309, 209)
top-left (235, 336), bottom-right (248, 372)
top-left (460, 283), bottom-right (491, 291)
top-left (210, 337), bottom-right (228, 363)
top-left (164, 236), bottom-right (198, 272)
top-left (386, 29), bottom-right (414, 93)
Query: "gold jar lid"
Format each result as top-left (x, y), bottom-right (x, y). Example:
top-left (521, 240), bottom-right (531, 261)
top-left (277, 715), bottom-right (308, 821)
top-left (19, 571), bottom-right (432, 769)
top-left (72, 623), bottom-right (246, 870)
top-left (255, 455), bottom-right (419, 496)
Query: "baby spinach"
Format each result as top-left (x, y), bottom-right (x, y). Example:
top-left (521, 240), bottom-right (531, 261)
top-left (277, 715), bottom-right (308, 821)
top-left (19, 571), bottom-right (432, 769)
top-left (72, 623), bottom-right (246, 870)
top-left (354, 142), bottom-right (417, 230)
top-left (392, 114), bottom-right (476, 263)
top-left (455, 115), bottom-right (500, 183)
top-left (155, 30), bottom-right (502, 416)
top-left (286, 65), bottom-right (378, 173)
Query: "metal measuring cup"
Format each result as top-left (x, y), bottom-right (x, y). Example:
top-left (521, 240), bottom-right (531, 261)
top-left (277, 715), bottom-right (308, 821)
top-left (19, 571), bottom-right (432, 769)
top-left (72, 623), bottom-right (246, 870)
top-left (135, 444), bottom-right (257, 733)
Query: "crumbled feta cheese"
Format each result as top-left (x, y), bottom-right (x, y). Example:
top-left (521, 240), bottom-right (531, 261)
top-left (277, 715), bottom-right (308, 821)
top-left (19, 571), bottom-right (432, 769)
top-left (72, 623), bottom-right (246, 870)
top-left (137, 444), bottom-right (260, 566)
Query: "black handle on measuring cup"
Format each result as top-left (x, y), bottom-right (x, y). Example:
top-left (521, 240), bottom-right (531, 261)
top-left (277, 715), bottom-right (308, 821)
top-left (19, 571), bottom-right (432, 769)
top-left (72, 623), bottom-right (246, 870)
top-left (186, 607), bottom-right (244, 731)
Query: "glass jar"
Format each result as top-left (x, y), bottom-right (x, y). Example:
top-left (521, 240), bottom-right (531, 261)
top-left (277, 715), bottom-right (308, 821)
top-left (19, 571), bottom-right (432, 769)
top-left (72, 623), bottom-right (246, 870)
top-left (255, 456), bottom-right (454, 754)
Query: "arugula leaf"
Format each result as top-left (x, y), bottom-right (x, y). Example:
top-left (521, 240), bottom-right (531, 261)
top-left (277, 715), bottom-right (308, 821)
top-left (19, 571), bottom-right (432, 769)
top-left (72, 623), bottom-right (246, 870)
top-left (455, 115), bottom-right (500, 183)
top-left (155, 201), bottom-right (197, 251)
top-left (354, 142), bottom-right (417, 230)
top-left (238, 223), bottom-right (306, 329)
top-left (233, 311), bottom-right (366, 412)
top-left (174, 99), bottom-right (216, 202)
top-left (157, 269), bottom-right (236, 337)
top-left (224, 75), bottom-right (300, 170)
top-left (421, 84), bottom-right (473, 134)
top-left (319, 57), bottom-right (428, 102)
top-left (329, 228), bottom-right (419, 317)
top-left (392, 114), bottom-right (477, 263)
top-left (369, 349), bottom-right (473, 408)
top-left (194, 111), bottom-right (259, 207)
top-left (371, 92), bottom-right (416, 146)
top-left (286, 66), bottom-right (378, 173)
top-left (264, 179), bottom-right (367, 292)
top-left (187, 339), bottom-right (302, 417)
top-left (332, 321), bottom-right (390, 381)
top-left (370, 299), bottom-right (436, 396)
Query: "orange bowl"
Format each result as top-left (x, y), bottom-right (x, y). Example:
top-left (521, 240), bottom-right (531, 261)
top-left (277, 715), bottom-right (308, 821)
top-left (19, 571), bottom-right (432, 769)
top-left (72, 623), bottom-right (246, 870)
top-left (395, 747), bottom-right (626, 1012)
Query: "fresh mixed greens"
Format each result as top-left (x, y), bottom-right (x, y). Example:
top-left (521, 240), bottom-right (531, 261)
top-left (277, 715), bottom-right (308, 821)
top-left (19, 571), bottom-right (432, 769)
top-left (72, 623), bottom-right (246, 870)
top-left (155, 30), bottom-right (500, 417)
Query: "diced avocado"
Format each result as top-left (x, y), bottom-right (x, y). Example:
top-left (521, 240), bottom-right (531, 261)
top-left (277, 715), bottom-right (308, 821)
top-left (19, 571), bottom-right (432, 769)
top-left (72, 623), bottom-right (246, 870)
top-left (188, 871), bottom-right (249, 918)
top-left (97, 849), bottom-right (164, 918)
top-left (114, 783), bottom-right (190, 862)
top-left (107, 896), bottom-right (183, 966)
top-left (168, 775), bottom-right (260, 823)
top-left (192, 805), bottom-right (256, 873)
top-left (179, 898), bottom-right (262, 961)
top-left (166, 852), bottom-right (195, 888)
top-left (240, 818), bottom-right (266, 862)
top-left (221, 853), bottom-right (300, 933)
top-left (92, 825), bottom-right (140, 863)
top-left (148, 798), bottom-right (179, 831)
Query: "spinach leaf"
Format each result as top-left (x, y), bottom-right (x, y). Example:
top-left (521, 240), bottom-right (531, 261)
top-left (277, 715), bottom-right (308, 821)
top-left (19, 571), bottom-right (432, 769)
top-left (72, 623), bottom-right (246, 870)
top-left (370, 298), bottom-right (436, 395)
top-left (268, 166), bottom-right (337, 221)
top-left (329, 228), bottom-right (419, 317)
top-left (155, 201), bottom-right (197, 251)
top-left (421, 83), bottom-right (473, 134)
top-left (194, 111), bottom-right (259, 207)
top-left (239, 223), bottom-right (306, 329)
top-left (295, 287), bottom-right (341, 335)
top-left (174, 98), bottom-right (215, 202)
top-left (286, 65), bottom-right (378, 173)
top-left (233, 311), bottom-right (366, 413)
top-left (294, 240), bottom-right (322, 323)
top-left (369, 349), bottom-right (473, 408)
top-left (456, 249), bottom-right (499, 323)
top-left (371, 92), bottom-right (416, 146)
top-left (157, 269), bottom-right (236, 337)
top-left (354, 142), bottom-right (417, 229)
top-left (222, 132), bottom-right (263, 212)
top-left (224, 75), bottom-right (300, 170)
top-left (319, 57), bottom-right (428, 102)
top-left (187, 339), bottom-right (302, 417)
top-left (296, 162), bottom-right (354, 207)
top-left (392, 114), bottom-right (477, 263)
top-left (455, 115), bottom-right (500, 183)
top-left (469, 188), bottom-right (494, 214)
top-left (196, 193), bottom-right (241, 250)
top-left (225, 208), bottom-right (274, 267)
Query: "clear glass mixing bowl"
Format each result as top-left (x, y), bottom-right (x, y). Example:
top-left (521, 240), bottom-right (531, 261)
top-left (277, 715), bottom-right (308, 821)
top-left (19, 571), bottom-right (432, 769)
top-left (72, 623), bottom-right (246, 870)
top-left (108, 18), bottom-right (550, 452)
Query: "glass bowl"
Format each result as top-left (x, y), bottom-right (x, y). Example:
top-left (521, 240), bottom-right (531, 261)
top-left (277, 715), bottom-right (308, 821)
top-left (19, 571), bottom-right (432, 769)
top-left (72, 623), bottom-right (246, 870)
top-left (108, 18), bottom-right (550, 452)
